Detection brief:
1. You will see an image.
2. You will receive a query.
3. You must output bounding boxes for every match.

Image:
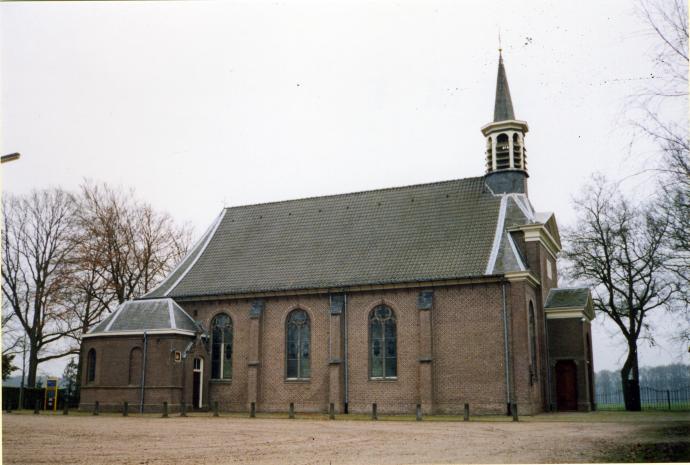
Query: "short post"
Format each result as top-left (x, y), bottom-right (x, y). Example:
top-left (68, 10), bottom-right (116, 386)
top-left (162, 401), bottom-right (168, 418)
top-left (123, 401), bottom-right (129, 417)
top-left (372, 403), bottom-right (378, 420)
top-left (34, 399), bottom-right (40, 414)
top-left (511, 403), bottom-right (518, 422)
top-left (329, 403), bottom-right (335, 420)
top-left (667, 390), bottom-right (672, 411)
top-left (93, 401), bottom-right (100, 416)
top-left (63, 401), bottom-right (69, 415)
top-left (289, 402), bottom-right (295, 419)
top-left (464, 403), bottom-right (470, 421)
top-left (5, 399), bottom-right (11, 414)
top-left (416, 404), bottom-right (422, 421)
top-left (214, 401), bottom-right (219, 417)
top-left (180, 401), bottom-right (187, 417)
top-left (250, 402), bottom-right (256, 418)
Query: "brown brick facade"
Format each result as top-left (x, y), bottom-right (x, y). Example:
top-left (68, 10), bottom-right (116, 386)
top-left (80, 274), bottom-right (589, 416)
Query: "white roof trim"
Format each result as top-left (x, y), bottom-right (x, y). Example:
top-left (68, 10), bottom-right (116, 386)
top-left (162, 209), bottom-right (227, 296)
top-left (82, 329), bottom-right (196, 339)
top-left (168, 299), bottom-right (176, 329)
top-left (508, 194), bottom-right (535, 222)
top-left (508, 233), bottom-right (526, 271)
top-left (146, 210), bottom-right (225, 297)
top-left (485, 195), bottom-right (508, 275)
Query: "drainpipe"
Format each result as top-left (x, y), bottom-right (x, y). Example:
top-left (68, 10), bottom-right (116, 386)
top-left (343, 293), bottom-right (349, 413)
top-left (501, 281), bottom-right (513, 412)
top-left (139, 331), bottom-right (148, 414)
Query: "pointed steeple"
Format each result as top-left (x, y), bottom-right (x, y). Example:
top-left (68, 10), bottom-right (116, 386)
top-left (493, 52), bottom-right (515, 122)
top-left (480, 49), bottom-right (530, 195)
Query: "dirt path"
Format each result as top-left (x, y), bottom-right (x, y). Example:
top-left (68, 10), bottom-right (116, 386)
top-left (3, 413), bottom-right (689, 464)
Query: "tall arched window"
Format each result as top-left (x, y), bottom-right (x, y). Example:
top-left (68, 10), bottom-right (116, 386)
top-left (286, 309), bottom-right (310, 379)
top-left (128, 348), bottom-right (142, 385)
top-left (211, 314), bottom-right (233, 379)
top-left (528, 302), bottom-right (538, 383)
top-left (86, 349), bottom-right (96, 383)
top-left (370, 305), bottom-right (397, 379)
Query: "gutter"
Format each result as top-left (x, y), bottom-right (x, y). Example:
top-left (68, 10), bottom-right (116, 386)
top-left (501, 281), bottom-right (514, 413)
top-left (139, 331), bottom-right (148, 414)
top-left (343, 293), bottom-right (349, 413)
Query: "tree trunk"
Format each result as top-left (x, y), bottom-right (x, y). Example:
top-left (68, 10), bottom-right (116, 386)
top-left (620, 340), bottom-right (642, 411)
top-left (26, 344), bottom-right (39, 388)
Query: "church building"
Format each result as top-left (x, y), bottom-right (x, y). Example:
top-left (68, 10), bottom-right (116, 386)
top-left (79, 52), bottom-right (595, 415)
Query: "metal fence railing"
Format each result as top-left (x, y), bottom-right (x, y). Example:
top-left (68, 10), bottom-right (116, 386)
top-left (596, 385), bottom-right (690, 411)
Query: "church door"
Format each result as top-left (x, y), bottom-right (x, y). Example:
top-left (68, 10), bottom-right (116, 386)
top-left (556, 360), bottom-right (578, 411)
top-left (192, 358), bottom-right (203, 409)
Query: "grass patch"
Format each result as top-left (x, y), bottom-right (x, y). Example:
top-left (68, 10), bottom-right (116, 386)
top-left (597, 424), bottom-right (690, 462)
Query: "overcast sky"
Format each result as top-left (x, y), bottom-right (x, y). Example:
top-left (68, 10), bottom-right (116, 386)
top-left (1, 1), bottom-right (687, 378)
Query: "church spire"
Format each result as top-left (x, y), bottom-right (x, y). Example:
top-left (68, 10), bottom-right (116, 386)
top-left (480, 50), bottom-right (530, 195)
top-left (493, 52), bottom-right (515, 122)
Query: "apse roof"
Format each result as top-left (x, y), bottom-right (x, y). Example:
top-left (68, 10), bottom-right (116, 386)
top-left (84, 298), bottom-right (199, 337)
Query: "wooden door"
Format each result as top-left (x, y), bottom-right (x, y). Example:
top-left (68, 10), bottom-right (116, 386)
top-left (556, 360), bottom-right (578, 411)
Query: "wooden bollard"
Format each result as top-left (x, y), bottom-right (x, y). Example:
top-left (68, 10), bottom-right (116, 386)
top-left (289, 402), bottom-right (295, 419)
top-left (34, 399), bottom-right (40, 414)
top-left (162, 401), bottom-right (168, 418)
top-left (5, 399), bottom-right (11, 414)
top-left (63, 401), bottom-right (69, 415)
top-left (123, 401), bottom-right (129, 417)
top-left (511, 403), bottom-right (518, 422)
top-left (250, 402), bottom-right (256, 418)
top-left (213, 401), bottom-right (219, 417)
top-left (329, 403), bottom-right (335, 420)
top-left (416, 404), bottom-right (422, 421)
top-left (180, 401), bottom-right (187, 417)
top-left (464, 403), bottom-right (469, 421)
top-left (372, 403), bottom-right (378, 420)
top-left (93, 401), bottom-right (100, 416)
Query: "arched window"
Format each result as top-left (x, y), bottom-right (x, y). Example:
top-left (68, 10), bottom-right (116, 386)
top-left (495, 133), bottom-right (510, 169)
top-left (86, 349), bottom-right (96, 383)
top-left (211, 314), bottom-right (233, 379)
top-left (370, 305), bottom-right (397, 378)
top-left (528, 302), bottom-right (538, 383)
top-left (128, 348), bottom-right (143, 385)
top-left (286, 309), bottom-right (310, 379)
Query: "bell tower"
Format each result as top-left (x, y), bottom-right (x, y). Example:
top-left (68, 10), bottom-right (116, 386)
top-left (481, 50), bottom-right (529, 195)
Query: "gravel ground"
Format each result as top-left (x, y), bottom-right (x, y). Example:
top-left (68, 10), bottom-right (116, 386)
top-left (3, 412), bottom-right (689, 464)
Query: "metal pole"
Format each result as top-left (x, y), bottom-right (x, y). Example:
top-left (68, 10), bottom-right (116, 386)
top-left (139, 331), bottom-right (148, 414)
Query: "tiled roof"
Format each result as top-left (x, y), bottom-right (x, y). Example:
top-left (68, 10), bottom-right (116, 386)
top-left (86, 299), bottom-right (199, 336)
top-left (544, 288), bottom-right (591, 309)
top-left (145, 176), bottom-right (522, 299)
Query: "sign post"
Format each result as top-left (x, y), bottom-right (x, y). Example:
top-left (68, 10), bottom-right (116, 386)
top-left (44, 378), bottom-right (59, 413)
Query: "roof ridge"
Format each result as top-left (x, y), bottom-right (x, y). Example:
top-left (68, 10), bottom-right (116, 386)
top-left (222, 176), bottom-right (486, 212)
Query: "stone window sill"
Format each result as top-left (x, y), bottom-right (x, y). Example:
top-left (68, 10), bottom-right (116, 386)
top-left (210, 379), bottom-right (232, 384)
top-left (369, 377), bottom-right (398, 382)
top-left (285, 378), bottom-right (311, 383)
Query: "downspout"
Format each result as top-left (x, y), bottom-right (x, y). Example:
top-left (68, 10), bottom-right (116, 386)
top-left (501, 281), bottom-right (513, 413)
top-left (139, 331), bottom-right (148, 414)
top-left (542, 310), bottom-right (553, 410)
top-left (343, 293), bottom-right (349, 413)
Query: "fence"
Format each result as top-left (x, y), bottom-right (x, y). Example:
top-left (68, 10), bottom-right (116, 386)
top-left (2, 387), bottom-right (79, 411)
top-left (596, 385), bottom-right (690, 411)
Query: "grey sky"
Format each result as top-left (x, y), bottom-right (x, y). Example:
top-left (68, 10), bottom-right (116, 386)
top-left (1, 0), bottom-right (687, 377)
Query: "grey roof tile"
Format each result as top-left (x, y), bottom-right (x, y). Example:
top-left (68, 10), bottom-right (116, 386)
top-left (145, 177), bottom-right (504, 298)
top-left (88, 299), bottom-right (198, 334)
top-left (544, 288), bottom-right (591, 309)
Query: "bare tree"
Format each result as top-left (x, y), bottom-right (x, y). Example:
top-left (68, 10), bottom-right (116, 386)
top-left (633, 0), bottom-right (689, 318)
top-left (77, 181), bottom-right (191, 305)
top-left (1, 189), bottom-right (79, 387)
top-left (563, 176), bottom-right (675, 411)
